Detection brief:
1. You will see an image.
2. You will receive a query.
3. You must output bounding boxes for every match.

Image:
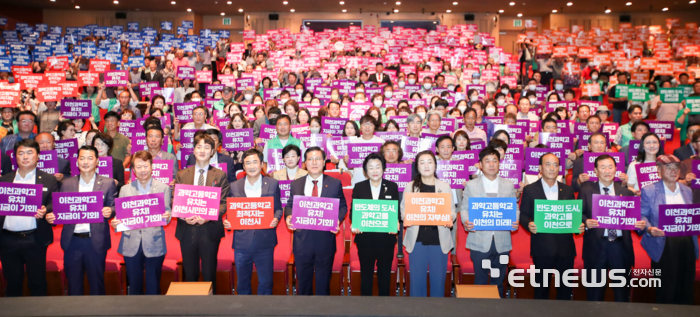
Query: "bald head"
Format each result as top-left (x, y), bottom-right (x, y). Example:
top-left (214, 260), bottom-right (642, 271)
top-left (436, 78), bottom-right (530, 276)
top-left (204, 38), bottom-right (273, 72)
top-left (35, 133), bottom-right (55, 152)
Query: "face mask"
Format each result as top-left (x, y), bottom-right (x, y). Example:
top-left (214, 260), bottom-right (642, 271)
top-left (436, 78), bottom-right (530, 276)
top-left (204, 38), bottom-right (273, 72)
top-left (501, 89), bottom-right (509, 95)
top-left (356, 89), bottom-right (364, 93)
top-left (372, 100), bottom-right (382, 107)
top-left (398, 81), bottom-right (406, 88)
top-left (191, 98), bottom-right (201, 102)
top-left (296, 89), bottom-right (303, 95)
top-left (496, 99), bottom-right (505, 106)
top-left (423, 83), bottom-right (432, 90)
top-left (244, 94), bottom-right (252, 101)
top-left (310, 127), bottom-right (321, 134)
top-left (528, 84), bottom-right (536, 91)
top-left (472, 79), bottom-right (480, 84)
top-left (408, 79), bottom-right (416, 84)
top-left (448, 85), bottom-right (455, 91)
top-left (470, 95), bottom-right (478, 102)
top-left (458, 105), bottom-right (467, 113)
top-left (591, 75), bottom-right (598, 80)
top-left (269, 118), bottom-right (278, 126)
top-left (254, 101), bottom-right (262, 105)
top-left (555, 84), bottom-right (563, 91)
top-left (331, 94), bottom-right (339, 100)
top-left (311, 102), bottom-right (320, 106)
top-left (280, 99), bottom-right (289, 105)
top-left (528, 97), bottom-right (537, 104)
top-left (384, 91), bottom-right (393, 98)
top-left (486, 107), bottom-right (496, 115)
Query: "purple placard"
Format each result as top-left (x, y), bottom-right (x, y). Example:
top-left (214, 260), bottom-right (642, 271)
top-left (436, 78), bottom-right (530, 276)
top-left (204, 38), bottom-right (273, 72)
top-left (37, 150), bottom-right (60, 175)
top-left (297, 133), bottom-right (327, 153)
top-left (494, 124), bottom-right (526, 145)
top-left (691, 160), bottom-right (700, 189)
top-left (524, 148), bottom-right (565, 176)
top-left (582, 152), bottom-right (626, 182)
top-left (173, 102), bottom-right (199, 123)
top-left (635, 162), bottom-right (661, 189)
top-left (291, 124), bottom-right (310, 137)
top-left (206, 84), bottom-right (225, 97)
top-left (436, 160), bottom-right (470, 189)
top-left (439, 118), bottom-right (456, 133)
top-left (390, 115), bottom-right (408, 130)
top-left (305, 77), bottom-right (323, 91)
top-left (484, 116), bottom-right (504, 124)
top-left (115, 193), bottom-right (167, 231)
top-left (222, 129), bottom-right (254, 151)
top-left (327, 136), bottom-right (352, 159)
top-left (258, 124), bottom-right (277, 141)
top-left (348, 102), bottom-right (372, 121)
top-left (504, 144), bottom-right (525, 162)
top-left (556, 120), bottom-right (571, 134)
top-left (545, 101), bottom-right (569, 113)
top-left (470, 141), bottom-right (486, 151)
top-left (139, 82), bottom-right (160, 98)
top-left (421, 132), bottom-right (447, 150)
top-left (54, 139), bottom-right (78, 160)
top-left (176, 66), bottom-right (195, 80)
top-left (401, 136), bottom-right (429, 161)
top-left (452, 150), bottom-right (480, 175)
top-left (313, 86), bottom-right (332, 99)
top-left (279, 180), bottom-right (293, 208)
top-left (290, 196), bottom-right (340, 231)
top-left (118, 120), bottom-right (146, 139)
top-left (573, 122), bottom-right (588, 134)
top-left (658, 204), bottom-right (700, 237)
top-left (602, 123), bottom-right (619, 141)
top-left (383, 163), bottom-right (412, 192)
top-left (179, 129), bottom-right (198, 150)
top-left (591, 194), bottom-right (641, 230)
top-left (61, 100), bottom-right (92, 119)
top-left (375, 131), bottom-right (405, 142)
top-left (235, 77), bottom-right (254, 91)
top-left (267, 148), bottom-right (284, 173)
top-left (0, 183), bottom-right (42, 217)
top-left (347, 143), bottom-right (382, 168)
top-left (171, 184), bottom-right (221, 220)
top-left (499, 159), bottom-right (523, 189)
top-left (52, 192), bottom-right (104, 224)
top-left (105, 70), bottom-right (128, 87)
top-left (646, 121), bottom-right (674, 140)
top-left (539, 133), bottom-right (575, 157)
top-left (131, 136), bottom-right (169, 153)
top-left (321, 117), bottom-right (349, 136)
top-left (178, 148), bottom-right (193, 170)
top-left (130, 160), bottom-right (174, 184)
top-left (211, 163), bottom-right (227, 174)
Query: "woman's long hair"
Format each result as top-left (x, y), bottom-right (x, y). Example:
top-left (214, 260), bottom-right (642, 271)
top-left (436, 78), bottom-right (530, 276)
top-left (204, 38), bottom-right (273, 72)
top-left (411, 150), bottom-right (438, 192)
top-left (635, 132), bottom-right (663, 164)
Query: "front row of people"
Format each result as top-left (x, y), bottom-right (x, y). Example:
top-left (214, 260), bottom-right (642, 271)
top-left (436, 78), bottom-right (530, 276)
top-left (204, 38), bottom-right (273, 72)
top-left (0, 135), bottom-right (696, 304)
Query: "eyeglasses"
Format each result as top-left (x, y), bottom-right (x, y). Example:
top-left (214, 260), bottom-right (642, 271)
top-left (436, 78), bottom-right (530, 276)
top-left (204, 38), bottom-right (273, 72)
top-left (306, 157), bottom-right (324, 162)
top-left (19, 119), bottom-right (34, 124)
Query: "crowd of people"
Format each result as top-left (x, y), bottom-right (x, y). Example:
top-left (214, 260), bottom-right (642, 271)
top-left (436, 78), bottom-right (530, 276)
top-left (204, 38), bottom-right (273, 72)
top-left (0, 19), bottom-right (698, 305)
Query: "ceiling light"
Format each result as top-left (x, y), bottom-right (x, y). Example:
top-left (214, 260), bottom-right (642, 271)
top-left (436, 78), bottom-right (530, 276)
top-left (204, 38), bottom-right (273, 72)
top-left (662, 7), bottom-right (668, 10)
top-left (453, 1), bottom-right (458, 4)
top-left (75, 5), bottom-right (80, 9)
top-left (290, 9), bottom-right (295, 12)
top-left (605, 9), bottom-right (611, 13)
top-left (50, 0), bottom-right (55, 2)
top-left (171, 1), bottom-right (176, 4)
top-left (394, 9), bottom-right (399, 12)
top-left (626, 2), bottom-right (632, 5)
top-left (114, 0), bottom-right (119, 3)
top-left (350, 22), bottom-right (354, 24)
top-left (342, 9), bottom-right (347, 12)
top-left (446, 9), bottom-right (452, 12)
top-left (238, 8), bottom-right (243, 12)
top-left (499, 9), bottom-right (504, 12)
top-left (396, 1), bottom-right (401, 4)
top-left (221, 12), bottom-right (225, 15)
top-left (433, 21), bottom-right (437, 23)
top-left (187, 8), bottom-right (191, 11)
top-left (552, 9), bottom-right (557, 12)
top-left (567, 2), bottom-right (573, 5)
top-left (227, 1), bottom-right (232, 3)
top-left (509, 2), bottom-right (515, 5)
top-left (283, 1), bottom-right (288, 4)
top-left (691, 1), bottom-right (697, 3)
top-left (517, 13), bottom-right (522, 16)
top-left (339, 1), bottom-right (344, 4)
top-left (390, 21), bottom-right (394, 23)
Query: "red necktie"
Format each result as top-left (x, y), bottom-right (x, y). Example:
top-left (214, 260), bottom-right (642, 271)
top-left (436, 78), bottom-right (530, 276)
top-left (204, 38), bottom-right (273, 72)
top-left (312, 180), bottom-right (318, 197)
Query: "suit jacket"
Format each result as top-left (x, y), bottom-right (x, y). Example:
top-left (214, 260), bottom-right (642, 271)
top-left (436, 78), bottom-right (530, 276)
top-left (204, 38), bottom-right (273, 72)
top-left (368, 73), bottom-right (392, 86)
top-left (284, 174), bottom-right (347, 255)
top-left (673, 143), bottom-right (695, 162)
top-left (186, 152), bottom-right (236, 185)
top-left (0, 154), bottom-right (10, 176)
top-left (640, 181), bottom-right (699, 262)
top-left (58, 157), bottom-right (71, 177)
top-left (157, 151), bottom-right (179, 179)
top-left (59, 175), bottom-right (118, 253)
top-left (571, 157), bottom-right (584, 193)
top-left (351, 179), bottom-right (399, 249)
top-left (230, 176), bottom-right (282, 251)
top-left (520, 179), bottom-right (577, 258)
top-left (112, 158), bottom-right (125, 193)
top-left (141, 69), bottom-right (164, 87)
top-left (580, 181), bottom-right (636, 267)
top-left (460, 175), bottom-right (520, 254)
top-left (271, 168), bottom-right (308, 181)
top-left (0, 170), bottom-right (59, 247)
top-left (117, 179), bottom-right (172, 257)
top-left (402, 179), bottom-right (456, 254)
top-left (173, 165), bottom-right (230, 243)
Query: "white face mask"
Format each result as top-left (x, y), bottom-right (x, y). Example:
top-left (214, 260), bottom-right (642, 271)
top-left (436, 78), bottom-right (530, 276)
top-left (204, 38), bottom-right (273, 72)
top-left (408, 79), bottom-right (416, 84)
top-left (458, 105), bottom-right (467, 113)
top-left (448, 85), bottom-right (455, 91)
top-left (496, 99), bottom-right (505, 106)
top-left (486, 107), bottom-right (496, 115)
top-left (254, 101), bottom-right (262, 105)
top-left (591, 75), bottom-right (598, 80)
top-left (373, 100), bottom-right (383, 107)
top-left (311, 102), bottom-right (320, 106)
top-left (295, 89), bottom-right (303, 95)
top-left (423, 83), bottom-right (432, 90)
top-left (280, 98), bottom-right (289, 105)
top-left (528, 97), bottom-right (537, 104)
top-left (501, 89), bottom-right (509, 95)
top-left (472, 79), bottom-right (480, 84)
top-left (528, 84), bottom-right (536, 91)
top-left (244, 94), bottom-right (252, 101)
top-left (310, 127), bottom-right (321, 134)
top-left (555, 84), bottom-right (564, 91)
top-left (384, 91), bottom-right (393, 98)
top-left (191, 98), bottom-right (201, 102)
top-left (398, 81), bottom-right (406, 88)
top-left (470, 95), bottom-right (478, 102)
top-left (356, 89), bottom-right (364, 93)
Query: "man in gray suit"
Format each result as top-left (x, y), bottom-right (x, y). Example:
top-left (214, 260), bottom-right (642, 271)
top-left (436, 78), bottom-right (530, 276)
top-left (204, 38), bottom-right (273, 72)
top-left (460, 147), bottom-right (520, 298)
top-left (110, 150), bottom-right (172, 295)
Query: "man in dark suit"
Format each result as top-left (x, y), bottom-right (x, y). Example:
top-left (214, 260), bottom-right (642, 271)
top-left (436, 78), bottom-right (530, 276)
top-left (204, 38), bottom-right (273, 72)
top-left (674, 124), bottom-right (699, 162)
top-left (186, 129), bottom-right (237, 186)
top-left (367, 62), bottom-right (392, 86)
top-left (140, 58), bottom-right (165, 87)
top-left (46, 145), bottom-right (117, 295)
top-left (2, 133), bottom-right (71, 182)
top-left (0, 139), bottom-right (59, 296)
top-left (225, 148), bottom-right (282, 295)
top-left (580, 154), bottom-right (646, 302)
top-left (174, 133), bottom-right (230, 293)
top-left (520, 153), bottom-right (583, 300)
top-left (285, 146), bottom-right (347, 295)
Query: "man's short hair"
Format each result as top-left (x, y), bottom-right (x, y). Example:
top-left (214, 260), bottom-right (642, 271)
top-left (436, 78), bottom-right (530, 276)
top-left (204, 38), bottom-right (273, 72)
top-left (479, 146), bottom-right (502, 162)
top-left (242, 148), bottom-right (264, 163)
top-left (14, 139), bottom-right (40, 157)
top-left (304, 146), bottom-right (326, 162)
top-left (131, 150), bottom-right (153, 167)
top-left (78, 145), bottom-right (99, 159)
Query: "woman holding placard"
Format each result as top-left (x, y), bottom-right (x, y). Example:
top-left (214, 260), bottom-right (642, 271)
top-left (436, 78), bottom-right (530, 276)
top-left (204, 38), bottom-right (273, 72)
top-left (626, 132), bottom-right (663, 195)
top-left (400, 150), bottom-right (456, 297)
top-left (350, 153), bottom-right (400, 296)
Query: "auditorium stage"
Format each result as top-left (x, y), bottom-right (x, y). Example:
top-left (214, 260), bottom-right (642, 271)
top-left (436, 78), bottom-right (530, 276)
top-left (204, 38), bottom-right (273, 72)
top-left (1, 296), bottom-right (698, 317)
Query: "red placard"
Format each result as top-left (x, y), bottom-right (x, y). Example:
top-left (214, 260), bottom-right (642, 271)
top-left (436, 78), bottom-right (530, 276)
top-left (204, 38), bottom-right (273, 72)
top-left (89, 59), bottom-right (111, 73)
top-left (631, 72), bottom-right (650, 85)
top-left (617, 59), bottom-right (633, 72)
top-left (57, 81), bottom-right (79, 97)
top-left (593, 53), bottom-right (611, 65)
top-left (78, 72), bottom-right (100, 87)
top-left (12, 66), bottom-right (32, 77)
top-left (0, 90), bottom-right (21, 107)
top-left (219, 74), bottom-right (237, 88)
top-left (578, 47), bottom-right (595, 59)
top-left (196, 71), bottom-right (212, 83)
top-left (47, 56), bottom-right (70, 71)
top-left (671, 60), bottom-right (686, 73)
top-left (18, 74), bottom-right (44, 90)
top-left (582, 83), bottom-right (600, 97)
top-left (640, 58), bottom-right (658, 70)
top-left (226, 197), bottom-right (275, 230)
top-left (43, 71), bottom-right (66, 85)
top-left (552, 46), bottom-right (568, 57)
top-left (35, 85), bottom-right (63, 102)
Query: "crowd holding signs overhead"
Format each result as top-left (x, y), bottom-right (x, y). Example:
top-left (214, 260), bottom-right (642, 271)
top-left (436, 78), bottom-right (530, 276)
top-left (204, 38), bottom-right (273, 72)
top-left (0, 17), bottom-right (699, 305)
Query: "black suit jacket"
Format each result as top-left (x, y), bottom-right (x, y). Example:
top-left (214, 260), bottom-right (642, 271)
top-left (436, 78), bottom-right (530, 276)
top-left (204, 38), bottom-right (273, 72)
top-left (368, 73), bottom-right (392, 86)
top-left (284, 174), bottom-right (347, 255)
top-left (186, 152), bottom-right (237, 185)
top-left (0, 170), bottom-right (59, 247)
top-left (673, 143), bottom-right (694, 162)
top-left (173, 165), bottom-right (230, 243)
top-left (580, 181), bottom-right (636, 267)
top-left (520, 179), bottom-right (577, 258)
top-left (350, 179), bottom-right (399, 249)
top-left (140, 69), bottom-right (164, 87)
top-left (571, 157), bottom-right (584, 193)
top-left (58, 157), bottom-right (71, 177)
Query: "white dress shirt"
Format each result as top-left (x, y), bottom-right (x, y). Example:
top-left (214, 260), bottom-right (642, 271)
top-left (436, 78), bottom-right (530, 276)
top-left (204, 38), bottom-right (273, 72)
top-left (370, 181), bottom-right (382, 200)
top-left (244, 176), bottom-right (263, 198)
top-left (483, 176), bottom-right (499, 194)
top-left (193, 165), bottom-right (209, 186)
top-left (74, 173), bottom-right (96, 233)
top-left (542, 179), bottom-right (558, 201)
top-left (287, 167), bottom-right (298, 179)
top-left (304, 174), bottom-right (324, 197)
top-left (3, 169), bottom-right (38, 231)
top-left (663, 182), bottom-right (686, 204)
top-left (208, 153), bottom-right (219, 165)
top-left (599, 182), bottom-right (622, 237)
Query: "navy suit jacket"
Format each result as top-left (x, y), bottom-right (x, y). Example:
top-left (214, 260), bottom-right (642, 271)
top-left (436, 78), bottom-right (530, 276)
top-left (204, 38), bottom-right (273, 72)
top-left (58, 157), bottom-right (71, 177)
top-left (284, 174), bottom-right (347, 255)
top-left (59, 174), bottom-right (118, 253)
top-left (520, 179), bottom-right (577, 258)
top-left (230, 176), bottom-right (282, 251)
top-left (673, 143), bottom-right (695, 162)
top-left (186, 152), bottom-right (237, 185)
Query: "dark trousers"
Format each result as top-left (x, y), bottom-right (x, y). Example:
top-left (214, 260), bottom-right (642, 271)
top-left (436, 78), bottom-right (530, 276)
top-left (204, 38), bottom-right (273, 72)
top-left (652, 236), bottom-right (696, 305)
top-left (295, 250), bottom-right (334, 296)
top-left (235, 248), bottom-right (274, 295)
top-left (540, 71), bottom-right (553, 88)
top-left (584, 239), bottom-right (630, 302)
top-left (64, 235), bottom-right (107, 295)
top-left (180, 234), bottom-right (221, 294)
top-left (123, 243), bottom-right (165, 295)
top-left (532, 256), bottom-right (575, 300)
top-left (471, 238), bottom-right (509, 298)
top-left (358, 243), bottom-right (394, 296)
top-left (0, 231), bottom-right (47, 296)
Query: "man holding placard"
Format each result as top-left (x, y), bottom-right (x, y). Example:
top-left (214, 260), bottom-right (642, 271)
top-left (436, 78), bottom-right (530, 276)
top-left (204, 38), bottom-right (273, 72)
top-left (640, 154), bottom-right (698, 305)
top-left (185, 129), bottom-right (237, 186)
top-left (520, 153), bottom-right (581, 300)
top-left (145, 126), bottom-right (178, 183)
top-left (46, 145), bottom-right (117, 295)
top-left (0, 139), bottom-right (59, 296)
top-left (110, 151), bottom-right (171, 295)
top-left (461, 147), bottom-right (519, 298)
top-left (580, 154), bottom-right (644, 302)
top-left (285, 146), bottom-right (347, 296)
top-left (262, 114), bottom-right (304, 173)
top-left (224, 148), bottom-right (282, 295)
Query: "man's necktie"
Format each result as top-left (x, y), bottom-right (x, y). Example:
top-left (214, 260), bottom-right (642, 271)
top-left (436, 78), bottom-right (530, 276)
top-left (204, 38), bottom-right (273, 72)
top-left (312, 180), bottom-right (318, 197)
top-left (603, 187), bottom-right (617, 241)
top-left (198, 169), bottom-right (205, 186)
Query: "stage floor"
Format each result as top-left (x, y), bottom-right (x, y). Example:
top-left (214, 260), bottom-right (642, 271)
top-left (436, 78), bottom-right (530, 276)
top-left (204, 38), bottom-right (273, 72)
top-left (1, 296), bottom-right (699, 317)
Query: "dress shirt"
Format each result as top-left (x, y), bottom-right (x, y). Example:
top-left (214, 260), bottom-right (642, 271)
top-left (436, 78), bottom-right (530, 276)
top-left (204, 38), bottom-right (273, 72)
top-left (208, 153), bottom-right (219, 165)
top-left (370, 181), bottom-right (381, 200)
top-left (136, 179), bottom-right (152, 195)
top-left (244, 176), bottom-right (263, 198)
top-left (542, 179), bottom-right (558, 201)
top-left (75, 173), bottom-right (96, 233)
top-left (193, 165), bottom-right (209, 186)
top-left (304, 174), bottom-right (324, 197)
top-left (599, 182), bottom-right (622, 237)
top-left (3, 169), bottom-right (37, 231)
top-left (663, 182), bottom-right (686, 205)
top-left (483, 176), bottom-right (499, 194)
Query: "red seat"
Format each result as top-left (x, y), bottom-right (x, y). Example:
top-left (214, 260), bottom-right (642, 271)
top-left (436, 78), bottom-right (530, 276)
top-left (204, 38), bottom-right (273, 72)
top-left (510, 227), bottom-right (533, 273)
top-left (454, 219), bottom-right (474, 284)
top-left (325, 162), bottom-right (336, 170)
top-left (324, 171), bottom-right (351, 187)
top-left (343, 188), bottom-right (353, 241)
top-left (621, 111), bottom-right (630, 125)
top-left (236, 170), bottom-right (246, 180)
top-left (663, 128), bottom-right (681, 155)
